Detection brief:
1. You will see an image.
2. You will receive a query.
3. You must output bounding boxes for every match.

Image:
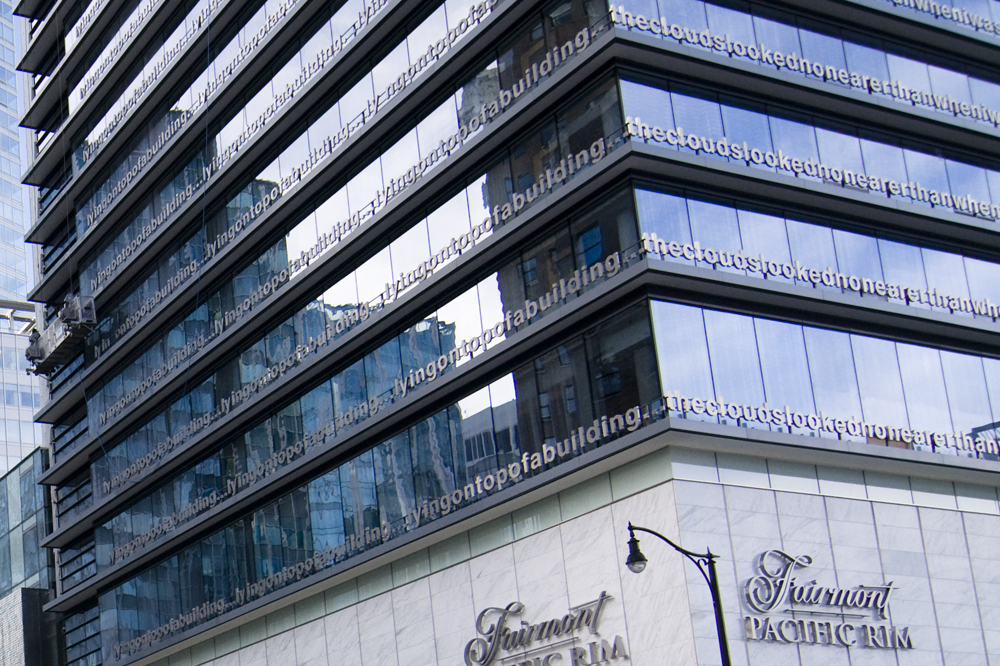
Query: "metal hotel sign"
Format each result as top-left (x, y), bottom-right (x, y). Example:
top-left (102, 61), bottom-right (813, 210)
top-left (744, 550), bottom-right (915, 649)
top-left (464, 592), bottom-right (629, 666)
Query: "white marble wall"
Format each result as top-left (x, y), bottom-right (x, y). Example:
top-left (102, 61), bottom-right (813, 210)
top-left (671, 480), bottom-right (1000, 666)
top-left (197, 477), bottom-right (1000, 666)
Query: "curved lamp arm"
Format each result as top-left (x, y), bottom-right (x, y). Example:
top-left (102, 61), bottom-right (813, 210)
top-left (625, 522), bottom-right (732, 666)
top-left (627, 523), bottom-right (716, 589)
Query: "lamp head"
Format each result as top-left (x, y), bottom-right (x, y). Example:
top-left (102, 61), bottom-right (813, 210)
top-left (625, 533), bottom-right (647, 574)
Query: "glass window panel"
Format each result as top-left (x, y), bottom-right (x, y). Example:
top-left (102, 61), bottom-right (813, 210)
top-left (703, 309), bottom-right (765, 420)
top-left (756, 318), bottom-right (815, 427)
top-left (277, 134), bottom-right (310, 183)
top-left (860, 138), bottom-right (907, 183)
top-left (372, 42), bottom-right (410, 100)
top-left (928, 65), bottom-right (972, 104)
top-left (346, 160), bottom-right (384, 219)
top-left (476, 275), bottom-right (507, 343)
top-left (705, 4), bottom-right (755, 45)
top-left (964, 257), bottom-right (1000, 304)
top-left (570, 188), bottom-right (638, 267)
top-left (497, 16), bottom-right (547, 91)
top-left (988, 170), bottom-right (1000, 207)
top-left (769, 116), bottom-right (818, 171)
top-left (896, 344), bottom-right (953, 441)
top-left (380, 129), bottom-right (421, 191)
top-left (687, 199), bottom-right (742, 273)
top-left (339, 75), bottom-right (375, 129)
top-left (946, 160), bottom-right (992, 203)
top-left (315, 186), bottom-right (349, 238)
top-left (970, 78), bottom-right (1000, 109)
top-left (308, 471), bottom-right (344, 552)
top-left (902, 149), bottom-right (950, 196)
top-left (657, 0), bottom-right (708, 30)
top-left (833, 229), bottom-right (883, 282)
top-left (410, 410), bottom-right (457, 503)
top-left (299, 17), bottom-right (333, 68)
top-left (301, 381), bottom-right (333, 440)
top-left (625, 0), bottom-right (657, 18)
top-left (265, 318), bottom-right (297, 368)
top-left (510, 117), bottom-right (557, 199)
top-left (785, 219), bottom-right (839, 289)
top-left (954, 0), bottom-right (989, 14)
top-left (843, 41), bottom-right (889, 81)
top-left (390, 222), bottom-right (432, 285)
top-left (670, 93), bottom-right (723, 151)
top-left (738, 210), bottom-right (792, 282)
top-left (922, 248), bottom-right (972, 307)
top-left (815, 127), bottom-right (865, 174)
top-left (886, 54), bottom-right (932, 93)
top-left (586, 303), bottom-right (657, 417)
top-left (245, 419), bottom-right (274, 472)
top-left (365, 338), bottom-right (402, 404)
top-left (752, 15), bottom-right (801, 62)
top-left (427, 189), bottom-right (473, 266)
top-left (878, 239), bottom-right (928, 307)
top-left (489, 374), bottom-right (520, 468)
top-left (339, 452), bottom-right (378, 547)
top-left (275, 401), bottom-right (304, 454)
top-left (373, 432), bottom-right (415, 531)
top-left (416, 101), bottom-right (462, 173)
top-left (531, 338), bottom-right (588, 448)
top-left (635, 189), bottom-right (692, 263)
top-left (799, 29), bottom-right (848, 73)
top-left (721, 105), bottom-right (773, 170)
top-left (18, 421), bottom-right (32, 446)
top-left (285, 215), bottom-right (316, 268)
top-left (980, 358), bottom-right (1000, 444)
top-left (940, 352), bottom-right (993, 438)
top-left (436, 286), bottom-right (483, 360)
top-left (464, 176), bottom-right (492, 234)
top-left (355, 246), bottom-right (392, 309)
top-left (334, 358), bottom-right (369, 418)
top-left (850, 335), bottom-right (909, 427)
top-left (481, 156), bottom-right (512, 215)
top-left (324, 271), bottom-right (359, 312)
top-left (803, 327), bottom-right (863, 428)
top-left (517, 226), bottom-right (574, 307)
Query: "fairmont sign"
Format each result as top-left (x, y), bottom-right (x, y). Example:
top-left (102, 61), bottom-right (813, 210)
top-left (464, 592), bottom-right (629, 666)
top-left (744, 550), bottom-right (914, 649)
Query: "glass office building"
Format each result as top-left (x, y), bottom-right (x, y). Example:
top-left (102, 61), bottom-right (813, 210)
top-left (0, 448), bottom-right (58, 666)
top-left (17, 0), bottom-right (1000, 664)
top-left (0, 305), bottom-right (42, 474)
top-left (0, 0), bottom-right (27, 304)
top-left (0, 0), bottom-right (42, 474)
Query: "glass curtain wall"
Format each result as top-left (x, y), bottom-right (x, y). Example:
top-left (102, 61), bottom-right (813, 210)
top-left (621, 78), bottom-right (1000, 217)
top-left (636, 186), bottom-right (1000, 319)
top-left (617, 0), bottom-right (1000, 130)
top-left (95, 300), bottom-right (658, 664)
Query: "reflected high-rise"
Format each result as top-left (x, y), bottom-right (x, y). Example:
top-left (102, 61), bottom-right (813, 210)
top-left (17, 0), bottom-right (1000, 665)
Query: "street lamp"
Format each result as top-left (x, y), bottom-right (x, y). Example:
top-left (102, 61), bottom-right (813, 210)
top-left (624, 522), bottom-right (732, 666)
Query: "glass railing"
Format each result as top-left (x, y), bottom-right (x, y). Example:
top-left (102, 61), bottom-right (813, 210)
top-left (636, 186), bottom-right (1000, 320)
top-left (102, 298), bottom-right (657, 662)
top-left (652, 299), bottom-right (1000, 455)
top-left (616, 0), bottom-right (1000, 132)
top-left (74, 0), bottom-right (494, 293)
top-left (93, 183), bottom-right (637, 570)
top-left (87, 97), bottom-right (622, 503)
top-left (622, 78), bottom-right (1000, 220)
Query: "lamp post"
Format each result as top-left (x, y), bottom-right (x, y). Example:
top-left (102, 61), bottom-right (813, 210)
top-left (624, 522), bottom-right (732, 666)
